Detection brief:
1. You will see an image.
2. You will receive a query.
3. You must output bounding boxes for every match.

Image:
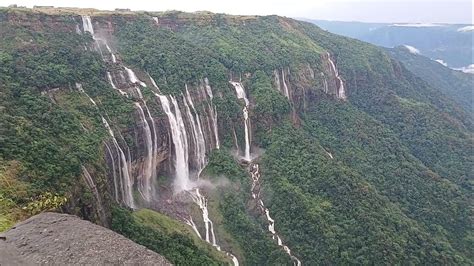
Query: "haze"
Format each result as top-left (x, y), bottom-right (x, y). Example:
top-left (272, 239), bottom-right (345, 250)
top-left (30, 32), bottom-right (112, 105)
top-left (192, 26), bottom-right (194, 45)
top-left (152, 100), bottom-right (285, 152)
top-left (1, 0), bottom-right (472, 24)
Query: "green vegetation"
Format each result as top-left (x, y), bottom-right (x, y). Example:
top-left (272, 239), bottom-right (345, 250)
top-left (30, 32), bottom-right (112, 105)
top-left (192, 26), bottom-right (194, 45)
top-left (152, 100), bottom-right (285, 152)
top-left (387, 46), bottom-right (473, 113)
top-left (0, 9), bottom-right (135, 228)
top-left (111, 207), bottom-right (228, 265)
top-left (204, 150), bottom-right (292, 265)
top-left (0, 7), bottom-right (472, 265)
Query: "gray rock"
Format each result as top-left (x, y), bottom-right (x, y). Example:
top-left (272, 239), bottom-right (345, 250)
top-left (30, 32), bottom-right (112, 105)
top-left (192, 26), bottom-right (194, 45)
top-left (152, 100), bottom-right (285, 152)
top-left (0, 212), bottom-right (171, 265)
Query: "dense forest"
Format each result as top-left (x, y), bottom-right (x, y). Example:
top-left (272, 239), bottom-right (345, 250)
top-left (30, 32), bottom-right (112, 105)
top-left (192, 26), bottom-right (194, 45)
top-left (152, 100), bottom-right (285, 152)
top-left (0, 7), bottom-right (472, 265)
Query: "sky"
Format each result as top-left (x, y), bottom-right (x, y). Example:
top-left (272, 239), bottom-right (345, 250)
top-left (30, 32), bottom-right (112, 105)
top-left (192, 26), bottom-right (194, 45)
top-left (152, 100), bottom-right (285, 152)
top-left (1, 0), bottom-right (472, 24)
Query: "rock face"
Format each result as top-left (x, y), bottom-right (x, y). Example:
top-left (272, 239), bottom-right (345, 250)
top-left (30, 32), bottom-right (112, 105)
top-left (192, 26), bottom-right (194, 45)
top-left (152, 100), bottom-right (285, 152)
top-left (0, 212), bottom-right (171, 265)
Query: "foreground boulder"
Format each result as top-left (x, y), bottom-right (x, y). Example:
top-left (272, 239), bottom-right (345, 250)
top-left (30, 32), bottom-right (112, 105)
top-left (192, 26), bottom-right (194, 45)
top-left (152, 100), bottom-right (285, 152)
top-left (0, 212), bottom-right (171, 265)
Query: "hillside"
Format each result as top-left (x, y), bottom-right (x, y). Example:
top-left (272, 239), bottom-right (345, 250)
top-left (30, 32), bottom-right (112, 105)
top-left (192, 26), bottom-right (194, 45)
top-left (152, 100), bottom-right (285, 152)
top-left (0, 7), bottom-right (472, 264)
top-left (387, 45), bottom-right (473, 112)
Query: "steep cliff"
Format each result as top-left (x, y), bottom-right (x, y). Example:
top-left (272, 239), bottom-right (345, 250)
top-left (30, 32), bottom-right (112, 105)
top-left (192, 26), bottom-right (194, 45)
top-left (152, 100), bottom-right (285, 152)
top-left (0, 7), bottom-right (472, 265)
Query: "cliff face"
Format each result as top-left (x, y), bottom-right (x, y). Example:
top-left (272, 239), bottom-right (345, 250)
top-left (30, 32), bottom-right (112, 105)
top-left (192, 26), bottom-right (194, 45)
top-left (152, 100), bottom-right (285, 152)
top-left (64, 13), bottom-right (348, 217)
top-left (1, 7), bottom-right (472, 265)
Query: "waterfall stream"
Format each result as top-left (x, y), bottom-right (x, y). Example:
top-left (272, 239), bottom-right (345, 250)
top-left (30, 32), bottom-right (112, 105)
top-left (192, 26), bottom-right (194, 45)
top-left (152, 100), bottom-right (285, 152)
top-left (81, 15), bottom-right (94, 35)
top-left (281, 69), bottom-right (290, 99)
top-left (156, 90), bottom-right (237, 265)
top-left (230, 81), bottom-right (251, 161)
top-left (80, 16), bottom-right (235, 262)
top-left (82, 166), bottom-right (107, 224)
top-left (184, 86), bottom-right (207, 172)
top-left (76, 83), bottom-right (135, 208)
top-left (125, 66), bottom-right (147, 87)
top-left (204, 78), bottom-right (220, 149)
top-left (101, 117), bottom-right (135, 208)
top-left (157, 94), bottom-right (191, 192)
top-left (250, 163), bottom-right (301, 266)
top-left (326, 52), bottom-right (346, 100)
top-left (135, 102), bottom-right (154, 202)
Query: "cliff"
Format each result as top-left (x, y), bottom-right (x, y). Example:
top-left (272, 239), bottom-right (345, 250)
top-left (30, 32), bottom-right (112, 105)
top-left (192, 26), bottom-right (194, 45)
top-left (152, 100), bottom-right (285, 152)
top-left (0, 212), bottom-right (170, 265)
top-left (0, 7), bottom-right (472, 264)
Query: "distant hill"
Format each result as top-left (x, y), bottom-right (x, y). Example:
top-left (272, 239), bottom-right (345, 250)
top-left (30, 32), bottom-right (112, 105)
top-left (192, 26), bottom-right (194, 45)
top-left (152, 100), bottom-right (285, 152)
top-left (387, 45), bottom-right (473, 112)
top-left (305, 19), bottom-right (473, 70)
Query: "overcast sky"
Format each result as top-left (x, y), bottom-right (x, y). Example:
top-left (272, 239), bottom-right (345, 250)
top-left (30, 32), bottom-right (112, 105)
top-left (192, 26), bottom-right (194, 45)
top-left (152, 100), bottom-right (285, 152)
top-left (1, 0), bottom-right (472, 24)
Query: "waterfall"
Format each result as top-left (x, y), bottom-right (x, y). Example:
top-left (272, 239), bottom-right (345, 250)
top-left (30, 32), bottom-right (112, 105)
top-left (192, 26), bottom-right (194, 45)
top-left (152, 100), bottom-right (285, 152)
top-left (135, 102), bottom-right (154, 202)
top-left (101, 117), bottom-right (135, 208)
top-left (185, 217), bottom-right (202, 239)
top-left (326, 52), bottom-right (346, 100)
top-left (76, 83), bottom-right (135, 208)
top-left (156, 88), bottom-right (236, 265)
top-left (157, 94), bottom-right (191, 192)
top-left (104, 142), bottom-right (120, 202)
top-left (125, 66), bottom-right (147, 87)
top-left (204, 78), bottom-right (220, 149)
top-left (144, 103), bottom-right (158, 201)
top-left (230, 81), bottom-right (251, 161)
top-left (104, 43), bottom-right (117, 63)
top-left (81, 15), bottom-right (94, 34)
top-left (147, 73), bottom-right (161, 93)
top-left (107, 72), bottom-right (128, 96)
top-left (250, 164), bottom-right (301, 266)
top-left (274, 70), bottom-right (282, 92)
top-left (184, 86), bottom-right (207, 172)
top-left (281, 69), bottom-right (290, 99)
top-left (192, 189), bottom-right (217, 245)
top-left (82, 166), bottom-right (106, 224)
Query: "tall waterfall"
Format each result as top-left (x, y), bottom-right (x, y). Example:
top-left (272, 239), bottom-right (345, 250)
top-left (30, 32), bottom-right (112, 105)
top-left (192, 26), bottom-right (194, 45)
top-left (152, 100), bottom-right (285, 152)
top-left (135, 102), bottom-right (154, 202)
top-left (230, 81), bottom-right (251, 161)
top-left (157, 94), bottom-right (191, 192)
top-left (326, 52), bottom-right (346, 100)
top-left (204, 78), bottom-right (220, 149)
top-left (155, 86), bottom-right (236, 265)
top-left (184, 86), bottom-right (207, 172)
top-left (101, 117), bottom-right (135, 208)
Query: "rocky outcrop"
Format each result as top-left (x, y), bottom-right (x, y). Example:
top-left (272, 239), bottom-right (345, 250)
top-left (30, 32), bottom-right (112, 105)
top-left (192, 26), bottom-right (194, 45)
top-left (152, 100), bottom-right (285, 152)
top-left (0, 212), bottom-right (171, 265)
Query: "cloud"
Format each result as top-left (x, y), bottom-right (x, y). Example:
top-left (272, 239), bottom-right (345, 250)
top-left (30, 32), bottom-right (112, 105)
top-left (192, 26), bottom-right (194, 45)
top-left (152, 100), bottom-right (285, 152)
top-left (403, 45), bottom-right (421, 55)
top-left (434, 59), bottom-right (448, 67)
